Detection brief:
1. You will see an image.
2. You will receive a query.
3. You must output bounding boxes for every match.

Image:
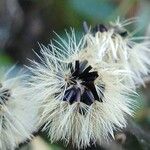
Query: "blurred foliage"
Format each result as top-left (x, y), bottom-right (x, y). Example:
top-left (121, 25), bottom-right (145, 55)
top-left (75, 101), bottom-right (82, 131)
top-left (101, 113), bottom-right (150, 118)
top-left (0, 54), bottom-right (13, 67)
top-left (69, 0), bottom-right (116, 21)
top-left (0, 0), bottom-right (150, 150)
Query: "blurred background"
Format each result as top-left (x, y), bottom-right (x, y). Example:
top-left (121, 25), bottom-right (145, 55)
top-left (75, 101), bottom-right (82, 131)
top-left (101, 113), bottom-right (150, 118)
top-left (0, 0), bottom-right (150, 150)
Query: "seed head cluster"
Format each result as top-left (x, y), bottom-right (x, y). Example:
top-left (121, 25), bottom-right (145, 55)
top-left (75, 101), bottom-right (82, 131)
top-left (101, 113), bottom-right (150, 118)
top-left (0, 18), bottom-right (150, 149)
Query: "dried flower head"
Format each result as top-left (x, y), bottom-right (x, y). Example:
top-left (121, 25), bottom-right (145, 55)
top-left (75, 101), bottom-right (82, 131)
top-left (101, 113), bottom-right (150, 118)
top-left (0, 68), bottom-right (38, 150)
top-left (29, 30), bottom-right (135, 148)
top-left (83, 18), bottom-right (150, 86)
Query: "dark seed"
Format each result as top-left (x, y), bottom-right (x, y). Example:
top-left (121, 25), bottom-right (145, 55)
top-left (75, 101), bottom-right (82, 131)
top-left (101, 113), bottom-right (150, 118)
top-left (63, 60), bottom-right (105, 106)
top-left (93, 24), bottom-right (108, 33)
top-left (119, 31), bottom-right (128, 37)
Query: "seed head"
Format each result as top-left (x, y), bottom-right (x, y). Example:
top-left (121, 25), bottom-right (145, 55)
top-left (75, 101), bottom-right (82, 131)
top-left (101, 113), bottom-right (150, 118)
top-left (29, 30), bottom-right (135, 148)
top-left (0, 68), bottom-right (39, 150)
top-left (83, 18), bottom-right (150, 86)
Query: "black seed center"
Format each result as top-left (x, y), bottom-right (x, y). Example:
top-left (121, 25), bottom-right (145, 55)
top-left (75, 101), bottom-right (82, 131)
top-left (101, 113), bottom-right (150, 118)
top-left (92, 24), bottom-right (108, 34)
top-left (0, 84), bottom-right (11, 105)
top-left (63, 60), bottom-right (105, 106)
top-left (91, 23), bottom-right (128, 38)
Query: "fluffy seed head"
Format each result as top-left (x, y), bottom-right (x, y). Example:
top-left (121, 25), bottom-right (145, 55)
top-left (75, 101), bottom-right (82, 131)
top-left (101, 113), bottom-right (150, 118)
top-left (29, 30), bottom-right (135, 148)
top-left (0, 68), bottom-right (39, 150)
top-left (83, 18), bottom-right (150, 86)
